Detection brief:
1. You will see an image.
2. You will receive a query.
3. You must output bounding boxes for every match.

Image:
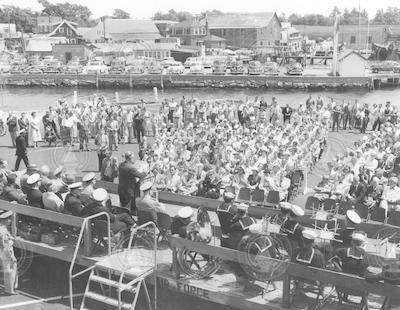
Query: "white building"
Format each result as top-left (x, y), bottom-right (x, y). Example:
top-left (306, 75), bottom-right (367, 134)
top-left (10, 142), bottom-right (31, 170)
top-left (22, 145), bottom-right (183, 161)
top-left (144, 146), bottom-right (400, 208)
top-left (0, 23), bottom-right (17, 38)
top-left (337, 50), bottom-right (367, 77)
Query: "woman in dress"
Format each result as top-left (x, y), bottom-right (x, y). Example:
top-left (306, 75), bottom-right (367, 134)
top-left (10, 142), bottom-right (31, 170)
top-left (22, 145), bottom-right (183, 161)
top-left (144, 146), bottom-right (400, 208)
top-left (29, 112), bottom-right (41, 148)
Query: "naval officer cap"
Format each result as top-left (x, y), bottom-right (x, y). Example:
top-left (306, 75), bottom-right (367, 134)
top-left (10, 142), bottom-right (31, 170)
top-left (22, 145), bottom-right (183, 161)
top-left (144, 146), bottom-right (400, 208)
top-left (346, 210), bottom-right (362, 225)
top-left (302, 230), bottom-right (318, 240)
top-left (27, 173), bottom-right (41, 185)
top-left (82, 172), bottom-right (96, 182)
top-left (68, 182), bottom-right (82, 190)
top-left (92, 188), bottom-right (108, 202)
top-left (178, 207), bottom-right (193, 219)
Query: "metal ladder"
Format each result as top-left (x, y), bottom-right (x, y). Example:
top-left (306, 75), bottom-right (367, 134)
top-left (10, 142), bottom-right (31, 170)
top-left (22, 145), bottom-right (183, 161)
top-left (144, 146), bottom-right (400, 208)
top-left (79, 221), bottom-right (158, 310)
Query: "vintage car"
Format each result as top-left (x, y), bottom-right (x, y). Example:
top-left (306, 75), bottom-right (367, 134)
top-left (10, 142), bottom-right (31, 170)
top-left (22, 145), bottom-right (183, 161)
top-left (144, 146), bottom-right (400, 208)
top-left (370, 61), bottom-right (400, 74)
top-left (189, 62), bottom-right (204, 75)
top-left (148, 62), bottom-right (163, 74)
top-left (166, 61), bottom-right (185, 75)
top-left (0, 60), bottom-right (11, 73)
top-left (202, 58), bottom-right (213, 69)
top-left (212, 60), bottom-right (227, 75)
top-left (10, 65), bottom-right (26, 74)
top-left (160, 57), bottom-right (176, 69)
top-left (84, 60), bottom-right (108, 74)
top-left (230, 60), bottom-right (246, 75)
top-left (26, 66), bottom-right (43, 74)
top-left (184, 57), bottom-right (197, 69)
top-left (248, 61), bottom-right (264, 75)
top-left (109, 59), bottom-right (126, 74)
top-left (286, 61), bottom-right (303, 75)
top-left (264, 61), bottom-right (279, 76)
top-left (42, 66), bottom-right (60, 74)
top-left (61, 59), bottom-right (83, 74)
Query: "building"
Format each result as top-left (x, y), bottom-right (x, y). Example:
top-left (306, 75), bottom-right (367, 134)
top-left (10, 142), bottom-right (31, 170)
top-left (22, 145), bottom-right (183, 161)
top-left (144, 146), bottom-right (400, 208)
top-left (25, 37), bottom-right (67, 58)
top-left (281, 22), bottom-right (303, 52)
top-left (207, 12), bottom-right (281, 53)
top-left (201, 34), bottom-right (226, 49)
top-left (297, 24), bottom-right (400, 50)
top-left (0, 23), bottom-right (17, 38)
top-left (48, 20), bottom-right (82, 44)
top-left (52, 44), bottom-right (93, 63)
top-left (170, 18), bottom-right (207, 46)
top-left (81, 19), bottom-right (161, 43)
top-left (336, 50), bottom-right (367, 77)
top-left (35, 15), bottom-right (63, 34)
top-left (153, 20), bottom-right (179, 37)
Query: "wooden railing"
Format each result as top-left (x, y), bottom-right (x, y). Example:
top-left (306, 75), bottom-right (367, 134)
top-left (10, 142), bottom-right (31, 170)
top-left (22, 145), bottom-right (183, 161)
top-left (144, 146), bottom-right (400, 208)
top-left (0, 200), bottom-right (93, 256)
top-left (169, 236), bottom-right (400, 309)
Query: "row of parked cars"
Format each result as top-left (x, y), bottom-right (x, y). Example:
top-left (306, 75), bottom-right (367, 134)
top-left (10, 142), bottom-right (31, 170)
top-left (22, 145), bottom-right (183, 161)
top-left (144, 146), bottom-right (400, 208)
top-left (3, 55), bottom-right (304, 76)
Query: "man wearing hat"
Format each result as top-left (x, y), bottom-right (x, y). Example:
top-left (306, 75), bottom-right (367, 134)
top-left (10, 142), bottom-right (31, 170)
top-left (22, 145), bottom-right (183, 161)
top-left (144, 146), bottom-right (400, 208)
top-left (171, 207), bottom-right (193, 238)
top-left (216, 191), bottom-right (240, 248)
top-left (118, 152), bottom-right (146, 213)
top-left (26, 173), bottom-right (43, 209)
top-left (380, 176), bottom-right (400, 213)
top-left (0, 211), bottom-right (18, 295)
top-left (292, 230), bottom-right (325, 268)
top-left (14, 129), bottom-right (29, 171)
top-left (42, 181), bottom-right (64, 213)
top-left (334, 210), bottom-right (362, 248)
top-left (2, 174), bottom-right (27, 204)
top-left (51, 166), bottom-right (68, 196)
top-left (136, 181), bottom-right (165, 224)
top-left (64, 182), bottom-right (84, 216)
top-left (80, 188), bottom-right (135, 233)
top-left (80, 172), bottom-right (97, 206)
top-left (280, 204), bottom-right (305, 248)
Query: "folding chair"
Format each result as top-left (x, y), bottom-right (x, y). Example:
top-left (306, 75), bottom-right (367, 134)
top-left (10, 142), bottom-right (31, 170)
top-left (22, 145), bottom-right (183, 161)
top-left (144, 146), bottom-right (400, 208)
top-left (265, 190), bottom-right (280, 207)
top-left (157, 212), bottom-right (172, 243)
top-left (92, 220), bottom-right (125, 255)
top-left (387, 211), bottom-right (400, 227)
top-left (237, 187), bottom-right (251, 202)
top-left (370, 206), bottom-right (386, 223)
top-left (336, 287), bottom-right (369, 310)
top-left (251, 188), bottom-right (265, 204)
top-left (290, 277), bottom-right (325, 308)
top-left (137, 210), bottom-right (157, 226)
top-left (337, 201), bottom-right (353, 215)
top-left (322, 199), bottom-right (337, 213)
top-left (305, 196), bottom-right (321, 211)
top-left (354, 203), bottom-right (369, 220)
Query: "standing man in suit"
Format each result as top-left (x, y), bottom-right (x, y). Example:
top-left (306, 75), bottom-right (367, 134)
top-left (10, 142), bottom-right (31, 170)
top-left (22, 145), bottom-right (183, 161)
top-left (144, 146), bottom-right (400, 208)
top-left (14, 129), bottom-right (29, 171)
top-left (281, 104), bottom-right (293, 124)
top-left (18, 113), bottom-right (29, 147)
top-left (118, 152), bottom-right (146, 213)
top-left (7, 113), bottom-right (18, 148)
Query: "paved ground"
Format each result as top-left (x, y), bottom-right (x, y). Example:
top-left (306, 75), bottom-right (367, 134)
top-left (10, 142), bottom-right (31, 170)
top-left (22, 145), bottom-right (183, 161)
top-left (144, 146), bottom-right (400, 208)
top-left (0, 128), bottom-right (364, 309)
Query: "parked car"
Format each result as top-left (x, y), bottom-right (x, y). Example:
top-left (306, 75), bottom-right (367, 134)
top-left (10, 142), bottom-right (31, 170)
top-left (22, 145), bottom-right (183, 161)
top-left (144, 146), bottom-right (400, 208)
top-left (286, 61), bottom-right (303, 75)
top-left (42, 66), bottom-right (60, 74)
top-left (212, 60), bottom-right (227, 75)
top-left (166, 61), bottom-right (185, 75)
top-left (189, 62), bottom-right (204, 75)
top-left (26, 67), bottom-right (43, 74)
top-left (109, 58), bottom-right (126, 74)
top-left (61, 59), bottom-right (83, 74)
top-left (148, 62), bottom-right (163, 74)
top-left (84, 60), bottom-right (108, 74)
top-left (202, 58), bottom-right (213, 69)
top-left (370, 61), bottom-right (400, 74)
top-left (264, 61), bottom-right (279, 76)
top-left (248, 61), bottom-right (264, 75)
top-left (0, 60), bottom-right (11, 73)
top-left (10, 65), bottom-right (26, 74)
top-left (230, 61), bottom-right (246, 75)
top-left (184, 57), bottom-right (197, 69)
top-left (161, 57), bottom-right (176, 69)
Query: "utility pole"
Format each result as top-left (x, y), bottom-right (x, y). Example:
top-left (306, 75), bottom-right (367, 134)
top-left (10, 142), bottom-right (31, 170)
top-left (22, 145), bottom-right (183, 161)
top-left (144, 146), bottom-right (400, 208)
top-left (332, 14), bottom-right (339, 76)
top-left (358, 0), bottom-right (361, 51)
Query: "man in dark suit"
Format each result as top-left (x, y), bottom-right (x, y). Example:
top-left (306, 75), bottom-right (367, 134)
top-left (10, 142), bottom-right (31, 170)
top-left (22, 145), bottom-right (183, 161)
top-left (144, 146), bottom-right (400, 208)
top-left (18, 112), bottom-right (29, 147)
top-left (281, 104), bottom-right (293, 124)
top-left (118, 152), bottom-right (146, 213)
top-left (26, 173), bottom-right (43, 209)
top-left (64, 182), bottom-right (84, 216)
top-left (348, 175), bottom-right (368, 204)
top-left (15, 129), bottom-right (29, 171)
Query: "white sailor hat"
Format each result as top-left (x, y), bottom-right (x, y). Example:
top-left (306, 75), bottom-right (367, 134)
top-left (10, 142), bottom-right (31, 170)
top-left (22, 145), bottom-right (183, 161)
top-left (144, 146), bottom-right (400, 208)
top-left (302, 229), bottom-right (317, 240)
top-left (27, 173), bottom-right (41, 185)
top-left (280, 202), bottom-right (292, 210)
top-left (82, 172), bottom-right (96, 182)
top-left (178, 206), bottom-right (193, 218)
top-left (290, 204), bottom-right (305, 217)
top-left (92, 188), bottom-right (108, 202)
top-left (283, 150), bottom-right (291, 156)
top-left (0, 210), bottom-right (13, 219)
top-left (68, 182), bottom-right (82, 190)
top-left (53, 166), bottom-right (64, 176)
top-left (238, 203), bottom-right (248, 210)
top-left (19, 129), bottom-right (26, 135)
top-left (140, 181), bottom-right (153, 191)
top-left (352, 231), bottom-right (367, 242)
top-left (346, 210), bottom-right (361, 225)
top-left (224, 191), bottom-right (235, 199)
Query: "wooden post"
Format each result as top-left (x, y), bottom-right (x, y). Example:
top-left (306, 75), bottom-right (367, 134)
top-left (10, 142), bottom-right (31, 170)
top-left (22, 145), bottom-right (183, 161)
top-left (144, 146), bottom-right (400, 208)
top-left (282, 273), bottom-right (291, 308)
top-left (11, 212), bottom-right (17, 237)
top-left (96, 72), bottom-right (99, 89)
top-left (129, 72), bottom-right (133, 88)
top-left (172, 246), bottom-right (180, 279)
top-left (83, 220), bottom-right (92, 256)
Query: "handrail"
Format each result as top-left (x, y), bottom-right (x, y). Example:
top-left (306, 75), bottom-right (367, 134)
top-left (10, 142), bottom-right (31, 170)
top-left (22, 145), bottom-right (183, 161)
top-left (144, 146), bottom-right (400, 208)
top-left (69, 212), bottom-right (111, 310)
top-left (118, 221), bottom-right (158, 310)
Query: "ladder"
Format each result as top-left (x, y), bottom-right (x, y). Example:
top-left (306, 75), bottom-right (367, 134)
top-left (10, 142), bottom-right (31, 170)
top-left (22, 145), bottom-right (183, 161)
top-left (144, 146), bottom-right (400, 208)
top-left (80, 264), bottom-right (154, 310)
top-left (79, 221), bottom-right (158, 310)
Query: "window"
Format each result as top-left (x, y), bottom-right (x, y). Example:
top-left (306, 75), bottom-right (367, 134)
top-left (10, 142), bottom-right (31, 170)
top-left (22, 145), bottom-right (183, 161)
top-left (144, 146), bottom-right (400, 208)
top-left (350, 36), bottom-right (356, 44)
top-left (222, 29), bottom-right (226, 36)
top-left (70, 39), bottom-right (76, 44)
top-left (59, 27), bottom-right (64, 33)
top-left (368, 36), bottom-right (372, 43)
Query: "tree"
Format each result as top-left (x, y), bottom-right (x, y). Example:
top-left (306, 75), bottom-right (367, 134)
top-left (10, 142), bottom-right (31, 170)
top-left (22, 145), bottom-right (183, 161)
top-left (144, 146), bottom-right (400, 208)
top-left (278, 13), bottom-right (286, 22)
top-left (38, 0), bottom-right (92, 26)
top-left (0, 5), bottom-right (37, 33)
top-left (152, 9), bottom-right (193, 22)
top-left (112, 9), bottom-right (130, 19)
top-left (372, 7), bottom-right (400, 24)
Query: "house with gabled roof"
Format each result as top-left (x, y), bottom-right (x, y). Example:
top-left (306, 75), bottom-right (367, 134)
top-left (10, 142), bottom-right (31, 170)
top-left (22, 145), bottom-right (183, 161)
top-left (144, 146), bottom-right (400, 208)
top-left (47, 20), bottom-right (82, 44)
top-left (336, 50), bottom-right (367, 77)
top-left (207, 12), bottom-right (281, 52)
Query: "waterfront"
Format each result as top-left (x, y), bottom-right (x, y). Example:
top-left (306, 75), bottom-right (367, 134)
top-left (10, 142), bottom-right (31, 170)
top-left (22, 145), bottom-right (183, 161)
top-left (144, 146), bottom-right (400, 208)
top-left (1, 86), bottom-right (400, 112)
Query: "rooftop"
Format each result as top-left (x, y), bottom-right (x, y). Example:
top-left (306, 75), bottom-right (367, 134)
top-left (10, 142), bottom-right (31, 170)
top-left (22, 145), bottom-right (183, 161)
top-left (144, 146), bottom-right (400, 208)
top-left (207, 12), bottom-right (278, 29)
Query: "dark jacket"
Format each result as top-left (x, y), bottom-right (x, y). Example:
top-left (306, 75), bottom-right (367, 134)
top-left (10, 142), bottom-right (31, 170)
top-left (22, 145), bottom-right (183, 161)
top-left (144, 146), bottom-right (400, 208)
top-left (64, 193), bottom-right (83, 216)
top-left (27, 189), bottom-right (44, 209)
top-left (80, 201), bottom-right (115, 222)
top-left (171, 216), bottom-right (191, 238)
top-left (348, 182), bottom-right (367, 203)
top-left (15, 135), bottom-right (27, 156)
top-left (118, 161), bottom-right (146, 204)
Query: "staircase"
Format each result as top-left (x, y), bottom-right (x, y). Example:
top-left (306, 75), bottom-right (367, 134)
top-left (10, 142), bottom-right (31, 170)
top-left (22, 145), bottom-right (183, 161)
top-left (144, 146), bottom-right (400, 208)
top-left (80, 260), bottom-right (155, 310)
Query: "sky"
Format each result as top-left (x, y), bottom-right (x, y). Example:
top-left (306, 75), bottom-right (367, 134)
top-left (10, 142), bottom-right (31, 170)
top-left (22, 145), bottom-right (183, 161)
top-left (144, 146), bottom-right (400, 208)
top-left (4, 0), bottom-right (400, 18)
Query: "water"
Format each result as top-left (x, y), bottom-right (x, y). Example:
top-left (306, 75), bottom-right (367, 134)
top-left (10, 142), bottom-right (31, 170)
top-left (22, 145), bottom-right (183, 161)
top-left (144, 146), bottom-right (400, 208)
top-left (1, 86), bottom-right (400, 112)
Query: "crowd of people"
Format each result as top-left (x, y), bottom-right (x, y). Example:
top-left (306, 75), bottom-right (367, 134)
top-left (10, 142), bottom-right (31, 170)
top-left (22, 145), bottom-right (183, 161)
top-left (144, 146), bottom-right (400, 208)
top-left (313, 119), bottom-right (400, 221)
